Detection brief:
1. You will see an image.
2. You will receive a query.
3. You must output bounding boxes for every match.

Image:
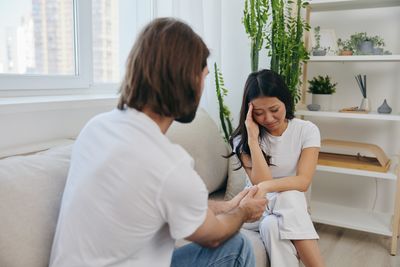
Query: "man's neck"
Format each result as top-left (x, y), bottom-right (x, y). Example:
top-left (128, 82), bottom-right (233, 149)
top-left (142, 107), bottom-right (173, 134)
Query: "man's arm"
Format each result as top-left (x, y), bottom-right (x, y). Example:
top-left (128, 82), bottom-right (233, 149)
top-left (186, 186), bottom-right (267, 248)
top-left (208, 188), bottom-right (250, 215)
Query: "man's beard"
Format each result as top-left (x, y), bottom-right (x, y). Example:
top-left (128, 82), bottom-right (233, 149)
top-left (174, 104), bottom-right (198, 123)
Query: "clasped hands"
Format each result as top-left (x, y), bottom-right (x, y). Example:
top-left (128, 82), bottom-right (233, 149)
top-left (228, 186), bottom-right (268, 223)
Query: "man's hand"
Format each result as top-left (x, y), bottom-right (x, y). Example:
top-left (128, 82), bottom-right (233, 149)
top-left (239, 186), bottom-right (267, 222)
top-left (227, 188), bottom-right (251, 211)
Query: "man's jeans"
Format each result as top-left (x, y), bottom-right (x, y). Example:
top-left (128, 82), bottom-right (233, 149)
top-left (171, 233), bottom-right (255, 267)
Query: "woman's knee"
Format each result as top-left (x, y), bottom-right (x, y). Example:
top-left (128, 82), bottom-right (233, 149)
top-left (260, 215), bottom-right (278, 229)
top-left (259, 215), bottom-right (279, 238)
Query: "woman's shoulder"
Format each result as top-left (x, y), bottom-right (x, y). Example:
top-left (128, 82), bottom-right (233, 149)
top-left (289, 119), bottom-right (319, 137)
top-left (291, 118), bottom-right (318, 129)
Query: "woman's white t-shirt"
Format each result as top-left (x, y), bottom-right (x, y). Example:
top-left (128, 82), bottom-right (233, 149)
top-left (234, 118), bottom-right (320, 183)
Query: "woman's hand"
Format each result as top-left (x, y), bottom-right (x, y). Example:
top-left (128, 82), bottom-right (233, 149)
top-left (245, 103), bottom-right (260, 145)
top-left (255, 181), bottom-right (271, 199)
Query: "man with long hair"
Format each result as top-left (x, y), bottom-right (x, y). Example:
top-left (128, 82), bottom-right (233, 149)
top-left (50, 18), bottom-right (267, 267)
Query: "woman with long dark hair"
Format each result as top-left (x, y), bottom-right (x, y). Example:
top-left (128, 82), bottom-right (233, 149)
top-left (230, 69), bottom-right (325, 267)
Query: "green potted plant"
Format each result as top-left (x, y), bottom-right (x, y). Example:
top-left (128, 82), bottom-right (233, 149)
top-left (370, 36), bottom-right (385, 55)
top-left (336, 38), bottom-right (354, 56)
top-left (267, 0), bottom-right (310, 109)
top-left (349, 32), bottom-right (388, 55)
top-left (242, 0), bottom-right (269, 72)
top-left (214, 63), bottom-right (233, 142)
top-left (242, 0), bottom-right (309, 111)
top-left (308, 75), bottom-right (337, 111)
top-left (312, 26), bottom-right (328, 56)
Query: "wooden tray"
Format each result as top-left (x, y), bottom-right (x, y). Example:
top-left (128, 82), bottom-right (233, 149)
top-left (319, 139), bottom-right (391, 173)
top-left (318, 152), bottom-right (390, 173)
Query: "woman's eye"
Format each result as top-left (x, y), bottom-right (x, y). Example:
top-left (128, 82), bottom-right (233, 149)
top-left (254, 113), bottom-right (263, 116)
top-left (271, 109), bottom-right (279, 113)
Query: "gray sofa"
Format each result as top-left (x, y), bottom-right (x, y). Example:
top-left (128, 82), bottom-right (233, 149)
top-left (0, 108), bottom-right (269, 267)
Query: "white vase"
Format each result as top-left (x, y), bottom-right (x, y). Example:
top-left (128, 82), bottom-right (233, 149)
top-left (359, 98), bottom-right (371, 112)
top-left (312, 94), bottom-right (332, 111)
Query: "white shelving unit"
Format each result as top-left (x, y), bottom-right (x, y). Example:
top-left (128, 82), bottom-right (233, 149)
top-left (309, 55), bottom-right (400, 62)
top-left (296, 109), bottom-right (400, 121)
top-left (311, 201), bottom-right (393, 236)
top-left (301, 0), bottom-right (400, 255)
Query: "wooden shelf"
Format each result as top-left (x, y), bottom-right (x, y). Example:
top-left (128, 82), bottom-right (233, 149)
top-left (316, 157), bottom-right (398, 180)
top-left (296, 109), bottom-right (400, 121)
top-left (308, 55), bottom-right (400, 62)
top-left (310, 0), bottom-right (400, 12)
top-left (311, 201), bottom-right (393, 236)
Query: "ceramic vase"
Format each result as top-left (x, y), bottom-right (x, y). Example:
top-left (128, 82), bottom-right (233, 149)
top-left (377, 99), bottom-right (392, 114)
top-left (359, 98), bottom-right (371, 112)
top-left (312, 94), bottom-right (332, 111)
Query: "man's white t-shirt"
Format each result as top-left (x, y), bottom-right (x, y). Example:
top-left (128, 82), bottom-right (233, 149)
top-left (50, 108), bottom-right (208, 267)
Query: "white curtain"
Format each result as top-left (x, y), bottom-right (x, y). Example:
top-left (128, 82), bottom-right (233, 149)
top-left (153, 0), bottom-right (222, 124)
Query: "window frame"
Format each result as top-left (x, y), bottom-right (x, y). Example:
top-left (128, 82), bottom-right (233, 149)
top-left (0, 0), bottom-right (154, 93)
top-left (0, 0), bottom-right (92, 91)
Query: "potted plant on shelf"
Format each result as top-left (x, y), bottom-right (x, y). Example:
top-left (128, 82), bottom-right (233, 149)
top-left (371, 36), bottom-right (385, 55)
top-left (336, 38), bottom-right (353, 56)
top-left (308, 75), bottom-right (337, 111)
top-left (312, 26), bottom-right (328, 56)
top-left (349, 32), bottom-right (374, 55)
top-left (349, 32), bottom-right (388, 55)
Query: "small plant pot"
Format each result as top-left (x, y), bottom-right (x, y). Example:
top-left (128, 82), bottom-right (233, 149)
top-left (312, 49), bottom-right (327, 56)
top-left (312, 94), bottom-right (332, 111)
top-left (340, 50), bottom-right (353, 56)
top-left (373, 47), bottom-right (384, 55)
top-left (358, 41), bottom-right (374, 55)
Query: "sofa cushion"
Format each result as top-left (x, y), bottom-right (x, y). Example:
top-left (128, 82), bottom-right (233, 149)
top-left (0, 144), bottom-right (72, 267)
top-left (167, 108), bottom-right (229, 194)
top-left (240, 228), bottom-right (268, 266)
top-left (225, 155), bottom-right (247, 200)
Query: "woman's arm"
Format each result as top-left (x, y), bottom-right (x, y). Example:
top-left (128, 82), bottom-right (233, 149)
top-left (257, 147), bottom-right (319, 195)
top-left (242, 103), bottom-right (273, 185)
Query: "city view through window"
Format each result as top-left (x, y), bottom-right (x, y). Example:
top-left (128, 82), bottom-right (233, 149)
top-left (0, 0), bottom-right (142, 84)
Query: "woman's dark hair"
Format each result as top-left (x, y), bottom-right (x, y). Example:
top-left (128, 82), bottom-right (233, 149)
top-left (229, 69), bottom-right (294, 169)
top-left (118, 18), bottom-right (210, 119)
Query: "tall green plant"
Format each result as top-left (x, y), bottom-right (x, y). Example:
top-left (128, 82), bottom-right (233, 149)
top-left (214, 62), bottom-right (233, 142)
top-left (243, 0), bottom-right (269, 72)
top-left (268, 0), bottom-right (310, 108)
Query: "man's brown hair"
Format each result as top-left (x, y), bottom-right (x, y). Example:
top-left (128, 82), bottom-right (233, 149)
top-left (118, 17), bottom-right (210, 118)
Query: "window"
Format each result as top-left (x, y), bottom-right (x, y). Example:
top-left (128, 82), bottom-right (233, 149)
top-left (1, 0), bottom-right (74, 75)
top-left (0, 0), bottom-right (153, 91)
top-left (91, 0), bottom-right (153, 84)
